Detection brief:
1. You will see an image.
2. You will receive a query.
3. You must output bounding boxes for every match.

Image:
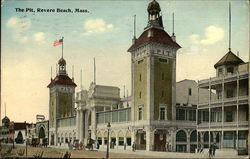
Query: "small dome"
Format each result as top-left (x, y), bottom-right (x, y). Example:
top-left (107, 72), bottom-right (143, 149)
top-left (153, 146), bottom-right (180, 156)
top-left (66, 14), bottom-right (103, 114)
top-left (2, 116), bottom-right (10, 123)
top-left (148, 0), bottom-right (161, 12)
top-left (58, 58), bottom-right (66, 65)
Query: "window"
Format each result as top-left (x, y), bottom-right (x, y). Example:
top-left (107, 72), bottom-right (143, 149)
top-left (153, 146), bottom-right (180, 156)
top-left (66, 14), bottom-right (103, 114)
top-left (218, 68), bottom-right (223, 76)
top-left (104, 137), bottom-right (107, 145)
top-left (210, 112), bottom-right (215, 122)
top-left (162, 73), bottom-right (164, 80)
top-left (217, 112), bottom-right (222, 122)
top-left (227, 67), bottom-right (234, 74)
top-left (138, 59), bottom-right (144, 64)
top-left (139, 74), bottom-right (142, 81)
top-left (111, 137), bottom-right (116, 146)
top-left (161, 91), bottom-right (164, 97)
top-left (159, 107), bottom-right (166, 120)
top-left (202, 111), bottom-right (209, 122)
top-left (159, 58), bottom-right (168, 63)
top-left (217, 90), bottom-right (222, 99)
top-left (139, 92), bottom-right (142, 98)
top-left (226, 111), bottom-right (233, 122)
top-left (138, 107), bottom-right (143, 120)
top-left (126, 137), bottom-right (131, 146)
top-left (189, 110), bottom-right (196, 121)
top-left (188, 88), bottom-right (192, 96)
top-left (118, 137), bottom-right (124, 146)
top-left (176, 130), bottom-right (187, 142)
top-left (226, 89), bottom-right (234, 98)
top-left (176, 109), bottom-right (185, 120)
top-left (98, 137), bottom-right (102, 145)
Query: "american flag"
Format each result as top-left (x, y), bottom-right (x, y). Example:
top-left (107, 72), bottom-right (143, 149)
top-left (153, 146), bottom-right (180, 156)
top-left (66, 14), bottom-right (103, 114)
top-left (53, 38), bottom-right (63, 46)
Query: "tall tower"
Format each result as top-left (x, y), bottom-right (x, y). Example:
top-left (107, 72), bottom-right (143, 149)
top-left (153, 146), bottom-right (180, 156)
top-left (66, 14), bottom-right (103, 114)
top-left (47, 57), bottom-right (77, 145)
top-left (128, 0), bottom-right (181, 122)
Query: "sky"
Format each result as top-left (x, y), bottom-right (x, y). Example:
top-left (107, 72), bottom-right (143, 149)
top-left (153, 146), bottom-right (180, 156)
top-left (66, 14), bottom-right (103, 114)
top-left (1, 0), bottom-right (249, 123)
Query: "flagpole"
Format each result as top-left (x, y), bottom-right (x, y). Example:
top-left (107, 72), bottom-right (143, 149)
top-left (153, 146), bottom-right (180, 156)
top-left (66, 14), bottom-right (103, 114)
top-left (62, 37), bottom-right (64, 58)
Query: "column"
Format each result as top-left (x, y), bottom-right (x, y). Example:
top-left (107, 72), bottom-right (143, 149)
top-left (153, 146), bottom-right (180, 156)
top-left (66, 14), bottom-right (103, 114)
top-left (221, 131), bottom-right (224, 149)
top-left (187, 134), bottom-right (190, 153)
top-left (236, 72), bottom-right (239, 149)
top-left (146, 126), bottom-right (153, 151)
top-left (208, 78), bottom-right (211, 147)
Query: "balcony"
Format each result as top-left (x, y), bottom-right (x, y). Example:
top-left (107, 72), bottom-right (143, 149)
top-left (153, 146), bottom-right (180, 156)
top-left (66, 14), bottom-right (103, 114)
top-left (198, 95), bottom-right (248, 109)
top-left (198, 71), bottom-right (249, 88)
top-left (198, 121), bottom-right (248, 130)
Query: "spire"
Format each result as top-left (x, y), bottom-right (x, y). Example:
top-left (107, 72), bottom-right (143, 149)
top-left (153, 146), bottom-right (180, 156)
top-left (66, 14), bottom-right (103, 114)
top-left (4, 102), bottom-right (6, 117)
top-left (132, 15), bottom-right (137, 44)
top-left (228, 2), bottom-right (231, 51)
top-left (72, 65), bottom-right (74, 81)
top-left (171, 12), bottom-right (176, 42)
top-left (94, 57), bottom-right (96, 84)
top-left (80, 69), bottom-right (83, 90)
top-left (51, 66), bottom-right (53, 80)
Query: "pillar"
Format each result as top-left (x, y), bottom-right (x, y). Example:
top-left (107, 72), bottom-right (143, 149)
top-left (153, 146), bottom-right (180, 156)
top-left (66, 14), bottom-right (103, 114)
top-left (146, 126), bottom-right (154, 151)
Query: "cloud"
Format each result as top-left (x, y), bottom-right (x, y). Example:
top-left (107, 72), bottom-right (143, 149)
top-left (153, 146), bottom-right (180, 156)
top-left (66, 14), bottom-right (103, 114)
top-left (33, 32), bottom-right (45, 44)
top-left (83, 18), bottom-right (114, 35)
top-left (189, 25), bottom-right (224, 45)
top-left (6, 16), bottom-right (32, 43)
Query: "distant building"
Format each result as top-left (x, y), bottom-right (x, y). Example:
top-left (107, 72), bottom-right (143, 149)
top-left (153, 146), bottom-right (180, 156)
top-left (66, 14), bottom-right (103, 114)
top-left (0, 116), bottom-right (32, 145)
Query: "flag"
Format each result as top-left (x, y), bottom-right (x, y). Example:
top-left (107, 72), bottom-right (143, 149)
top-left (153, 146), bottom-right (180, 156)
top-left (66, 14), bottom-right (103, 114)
top-left (53, 38), bottom-right (63, 46)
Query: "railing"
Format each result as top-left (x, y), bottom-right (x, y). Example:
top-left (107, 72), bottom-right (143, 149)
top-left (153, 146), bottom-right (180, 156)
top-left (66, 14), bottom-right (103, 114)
top-left (198, 95), bottom-right (248, 109)
top-left (198, 121), bottom-right (248, 129)
top-left (198, 71), bottom-right (249, 87)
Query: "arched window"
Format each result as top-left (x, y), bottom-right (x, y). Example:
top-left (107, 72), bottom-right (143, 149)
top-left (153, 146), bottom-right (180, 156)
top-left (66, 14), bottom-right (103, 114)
top-left (190, 130), bottom-right (197, 142)
top-left (204, 132), bottom-right (209, 142)
top-left (176, 130), bottom-right (187, 142)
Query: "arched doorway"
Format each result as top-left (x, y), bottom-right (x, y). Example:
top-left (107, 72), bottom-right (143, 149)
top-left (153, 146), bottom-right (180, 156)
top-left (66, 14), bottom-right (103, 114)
top-left (39, 127), bottom-right (45, 139)
top-left (176, 130), bottom-right (187, 152)
top-left (15, 131), bottom-right (24, 144)
top-left (190, 130), bottom-right (197, 153)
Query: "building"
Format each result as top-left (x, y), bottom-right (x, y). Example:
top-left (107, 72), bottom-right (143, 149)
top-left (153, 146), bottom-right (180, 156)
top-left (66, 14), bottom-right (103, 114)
top-left (197, 51), bottom-right (249, 152)
top-left (48, 0), bottom-right (201, 153)
top-left (0, 116), bottom-right (32, 145)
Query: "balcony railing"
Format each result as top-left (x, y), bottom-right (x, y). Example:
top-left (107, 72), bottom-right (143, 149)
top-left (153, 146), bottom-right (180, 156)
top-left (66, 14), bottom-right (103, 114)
top-left (198, 95), bottom-right (248, 109)
top-left (198, 121), bottom-right (248, 129)
top-left (198, 71), bottom-right (249, 87)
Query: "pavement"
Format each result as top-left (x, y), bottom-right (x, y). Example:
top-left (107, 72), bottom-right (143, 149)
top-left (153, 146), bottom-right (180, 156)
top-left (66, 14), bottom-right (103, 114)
top-left (1, 144), bottom-right (249, 158)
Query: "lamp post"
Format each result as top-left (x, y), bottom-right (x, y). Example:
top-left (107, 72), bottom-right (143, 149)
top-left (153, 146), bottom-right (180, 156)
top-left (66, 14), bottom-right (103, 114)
top-left (106, 122), bottom-right (111, 159)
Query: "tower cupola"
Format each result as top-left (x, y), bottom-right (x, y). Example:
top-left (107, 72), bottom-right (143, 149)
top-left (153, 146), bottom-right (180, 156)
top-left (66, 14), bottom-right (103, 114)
top-left (146, 0), bottom-right (163, 29)
top-left (58, 57), bottom-right (67, 75)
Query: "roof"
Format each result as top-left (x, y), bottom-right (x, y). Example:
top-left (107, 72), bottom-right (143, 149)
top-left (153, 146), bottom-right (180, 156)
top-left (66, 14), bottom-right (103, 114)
top-left (58, 58), bottom-right (66, 65)
top-left (214, 50), bottom-right (244, 68)
top-left (14, 122), bottom-right (31, 130)
top-left (47, 74), bottom-right (77, 88)
top-left (128, 27), bottom-right (181, 52)
top-left (148, 0), bottom-right (161, 11)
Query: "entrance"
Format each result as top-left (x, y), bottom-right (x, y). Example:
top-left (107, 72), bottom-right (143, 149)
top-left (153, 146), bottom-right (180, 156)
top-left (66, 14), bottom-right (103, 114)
top-left (154, 132), bottom-right (166, 151)
top-left (136, 130), bottom-right (146, 150)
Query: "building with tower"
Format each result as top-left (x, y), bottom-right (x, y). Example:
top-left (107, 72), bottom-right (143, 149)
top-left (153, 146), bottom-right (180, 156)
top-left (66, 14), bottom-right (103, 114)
top-left (47, 57), bottom-right (77, 146)
top-left (42, 0), bottom-right (249, 154)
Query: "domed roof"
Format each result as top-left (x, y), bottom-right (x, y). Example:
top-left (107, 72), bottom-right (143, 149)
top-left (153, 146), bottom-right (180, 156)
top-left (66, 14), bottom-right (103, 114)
top-left (2, 116), bottom-right (10, 123)
top-left (58, 58), bottom-right (66, 65)
top-left (148, 0), bottom-right (161, 11)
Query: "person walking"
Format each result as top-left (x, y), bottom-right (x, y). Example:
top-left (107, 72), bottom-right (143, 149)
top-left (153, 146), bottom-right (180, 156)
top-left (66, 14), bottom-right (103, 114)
top-left (208, 145), bottom-right (213, 158)
top-left (212, 143), bottom-right (216, 157)
top-left (132, 142), bottom-right (136, 152)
